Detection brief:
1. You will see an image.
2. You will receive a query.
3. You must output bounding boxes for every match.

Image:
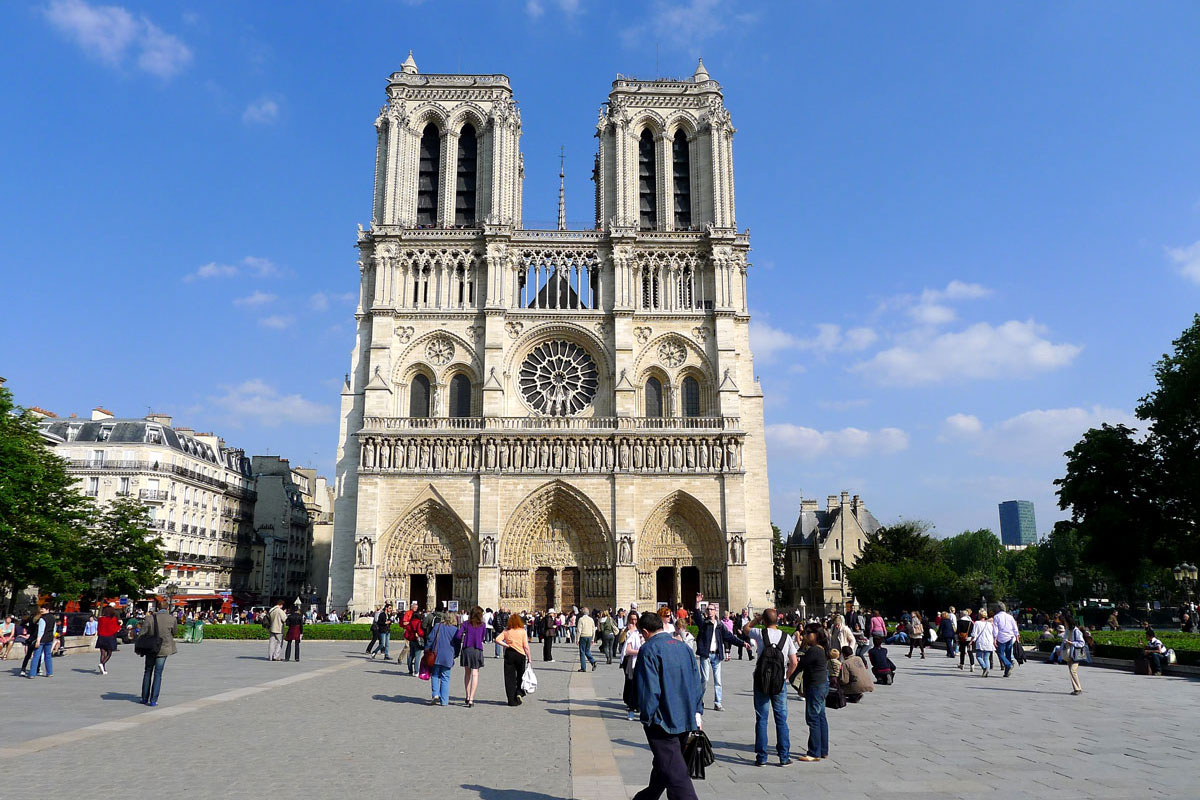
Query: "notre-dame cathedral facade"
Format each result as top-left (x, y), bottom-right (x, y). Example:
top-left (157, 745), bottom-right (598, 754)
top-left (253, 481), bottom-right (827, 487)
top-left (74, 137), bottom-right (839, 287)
top-left (329, 53), bottom-right (772, 615)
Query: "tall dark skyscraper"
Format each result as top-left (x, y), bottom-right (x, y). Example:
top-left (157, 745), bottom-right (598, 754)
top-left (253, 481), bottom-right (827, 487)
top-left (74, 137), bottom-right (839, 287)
top-left (998, 500), bottom-right (1037, 546)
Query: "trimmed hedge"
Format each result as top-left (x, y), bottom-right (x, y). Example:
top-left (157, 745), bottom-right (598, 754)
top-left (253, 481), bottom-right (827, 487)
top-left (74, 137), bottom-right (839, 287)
top-left (201, 623), bottom-right (387, 641)
top-left (1019, 629), bottom-right (1200, 652)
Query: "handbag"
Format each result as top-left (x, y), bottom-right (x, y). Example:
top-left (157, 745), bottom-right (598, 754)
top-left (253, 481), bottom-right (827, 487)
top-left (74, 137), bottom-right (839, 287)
top-left (421, 623), bottom-right (439, 671)
top-left (134, 614), bottom-right (162, 657)
top-left (684, 730), bottom-right (715, 780)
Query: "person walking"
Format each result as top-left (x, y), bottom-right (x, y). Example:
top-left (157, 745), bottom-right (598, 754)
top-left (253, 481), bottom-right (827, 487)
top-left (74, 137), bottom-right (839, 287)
top-left (96, 606), bottom-right (121, 674)
top-left (266, 600), bottom-right (287, 661)
top-left (541, 608), bottom-right (557, 662)
top-left (744, 609), bottom-right (799, 766)
top-left (576, 606), bottom-right (598, 672)
top-left (622, 617), bottom-right (645, 721)
top-left (369, 603), bottom-right (393, 661)
top-left (992, 602), bottom-right (1020, 677)
top-left (495, 612), bottom-right (532, 706)
top-left (1063, 614), bottom-right (1087, 694)
top-left (906, 612), bottom-right (927, 659)
top-left (455, 606), bottom-right (487, 707)
top-left (632, 611), bottom-right (704, 800)
top-left (695, 604), bottom-right (746, 711)
top-left (972, 609), bottom-right (996, 677)
top-left (139, 606), bottom-right (177, 706)
top-left (796, 622), bottom-right (831, 762)
top-left (598, 610), bottom-right (618, 664)
top-left (425, 611), bottom-right (457, 706)
top-left (938, 611), bottom-right (957, 658)
top-left (868, 609), bottom-right (887, 640)
top-left (25, 606), bottom-right (56, 679)
top-left (956, 608), bottom-right (976, 671)
top-left (284, 606), bottom-right (304, 662)
top-left (404, 609), bottom-right (426, 675)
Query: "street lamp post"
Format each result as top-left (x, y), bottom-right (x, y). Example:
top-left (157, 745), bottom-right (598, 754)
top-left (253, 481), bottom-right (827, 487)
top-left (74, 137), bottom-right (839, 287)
top-left (90, 576), bottom-right (108, 609)
top-left (978, 578), bottom-right (992, 612)
top-left (912, 583), bottom-right (925, 615)
top-left (1053, 572), bottom-right (1073, 611)
top-left (162, 581), bottom-right (180, 612)
top-left (1174, 563), bottom-right (1198, 602)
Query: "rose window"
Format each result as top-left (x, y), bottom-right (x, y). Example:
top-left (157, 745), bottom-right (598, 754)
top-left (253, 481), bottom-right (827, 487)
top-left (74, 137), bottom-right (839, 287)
top-left (426, 337), bottom-right (454, 366)
top-left (518, 340), bottom-right (599, 416)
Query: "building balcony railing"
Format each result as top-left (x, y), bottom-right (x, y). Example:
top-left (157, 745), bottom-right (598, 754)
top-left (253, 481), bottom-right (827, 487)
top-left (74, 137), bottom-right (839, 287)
top-left (139, 489), bottom-right (169, 502)
top-left (66, 458), bottom-right (231, 492)
top-left (360, 415), bottom-right (740, 433)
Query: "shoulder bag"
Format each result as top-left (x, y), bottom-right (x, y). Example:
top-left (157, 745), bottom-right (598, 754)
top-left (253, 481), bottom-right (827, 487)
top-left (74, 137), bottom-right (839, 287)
top-left (135, 613), bottom-right (162, 657)
top-left (421, 623), bottom-right (439, 670)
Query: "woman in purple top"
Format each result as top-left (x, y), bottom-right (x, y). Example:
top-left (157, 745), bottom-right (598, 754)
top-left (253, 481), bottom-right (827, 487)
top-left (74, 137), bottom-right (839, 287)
top-left (425, 612), bottom-right (459, 707)
top-left (455, 606), bottom-right (488, 708)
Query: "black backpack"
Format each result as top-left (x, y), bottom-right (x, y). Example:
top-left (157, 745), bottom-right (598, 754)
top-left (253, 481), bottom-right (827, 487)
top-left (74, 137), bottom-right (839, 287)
top-left (753, 629), bottom-right (787, 695)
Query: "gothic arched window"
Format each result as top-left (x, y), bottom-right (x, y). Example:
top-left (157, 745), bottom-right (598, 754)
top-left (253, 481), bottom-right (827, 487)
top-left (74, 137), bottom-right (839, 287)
top-left (448, 374), bottom-right (473, 417)
top-left (682, 376), bottom-right (701, 418)
top-left (455, 124), bottom-right (477, 226)
top-left (645, 377), bottom-right (664, 418)
top-left (409, 374), bottom-right (431, 418)
top-left (638, 129), bottom-right (658, 230)
top-left (672, 129), bottom-right (691, 230)
top-left (417, 124), bottom-right (441, 227)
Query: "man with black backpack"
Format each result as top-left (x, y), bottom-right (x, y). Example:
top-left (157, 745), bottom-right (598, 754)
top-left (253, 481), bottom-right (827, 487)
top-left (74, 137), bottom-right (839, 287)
top-left (744, 608), bottom-right (798, 767)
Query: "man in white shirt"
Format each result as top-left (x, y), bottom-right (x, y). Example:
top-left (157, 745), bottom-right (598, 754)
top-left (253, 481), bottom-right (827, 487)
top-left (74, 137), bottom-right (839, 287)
top-left (991, 602), bottom-right (1020, 678)
top-left (743, 609), bottom-right (799, 766)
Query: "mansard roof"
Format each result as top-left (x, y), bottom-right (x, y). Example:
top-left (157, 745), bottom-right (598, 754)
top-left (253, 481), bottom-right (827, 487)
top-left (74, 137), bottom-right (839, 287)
top-left (39, 417), bottom-right (251, 476)
top-left (787, 502), bottom-right (882, 548)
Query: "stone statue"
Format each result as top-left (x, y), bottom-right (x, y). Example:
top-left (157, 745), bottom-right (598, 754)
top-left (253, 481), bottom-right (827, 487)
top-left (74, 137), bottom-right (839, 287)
top-left (552, 438), bottom-right (563, 470)
top-left (481, 536), bottom-right (496, 567)
top-left (539, 439), bottom-right (550, 470)
top-left (685, 440), bottom-right (696, 470)
top-left (356, 537), bottom-right (372, 566)
top-left (379, 441), bottom-right (390, 469)
top-left (419, 440), bottom-right (430, 470)
top-left (619, 536), bottom-right (633, 565)
top-left (406, 441), bottom-right (416, 469)
top-left (486, 439), bottom-right (496, 469)
top-left (713, 442), bottom-right (723, 469)
top-left (632, 440), bottom-right (643, 469)
top-left (698, 439), bottom-right (708, 469)
top-left (363, 440), bottom-right (375, 469)
top-left (566, 439), bottom-right (577, 471)
top-left (618, 439), bottom-right (630, 470)
top-left (513, 439), bottom-right (524, 469)
top-left (579, 440), bottom-right (590, 470)
top-left (499, 440), bottom-right (510, 470)
top-left (727, 440), bottom-right (738, 470)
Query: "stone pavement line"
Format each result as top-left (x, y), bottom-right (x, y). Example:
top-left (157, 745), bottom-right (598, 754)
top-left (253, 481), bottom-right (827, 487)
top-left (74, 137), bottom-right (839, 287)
top-left (569, 669), bottom-right (629, 800)
top-left (0, 660), bottom-right (354, 759)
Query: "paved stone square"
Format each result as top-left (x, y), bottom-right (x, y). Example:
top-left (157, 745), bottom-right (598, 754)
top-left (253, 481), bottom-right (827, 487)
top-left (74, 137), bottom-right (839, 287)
top-left (1, 639), bottom-right (1195, 798)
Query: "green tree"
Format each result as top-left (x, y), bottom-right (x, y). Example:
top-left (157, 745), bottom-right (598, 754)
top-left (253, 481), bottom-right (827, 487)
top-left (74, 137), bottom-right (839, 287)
top-left (1136, 313), bottom-right (1200, 562)
top-left (941, 528), bottom-right (1003, 576)
top-left (856, 519), bottom-right (941, 568)
top-left (1055, 424), bottom-right (1162, 598)
top-left (770, 523), bottom-right (787, 604)
top-left (78, 497), bottom-right (165, 603)
top-left (0, 384), bottom-right (92, 611)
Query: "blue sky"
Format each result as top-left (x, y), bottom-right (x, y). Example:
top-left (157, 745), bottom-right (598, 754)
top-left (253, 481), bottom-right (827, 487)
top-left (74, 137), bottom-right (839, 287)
top-left (3, 1), bottom-right (1199, 538)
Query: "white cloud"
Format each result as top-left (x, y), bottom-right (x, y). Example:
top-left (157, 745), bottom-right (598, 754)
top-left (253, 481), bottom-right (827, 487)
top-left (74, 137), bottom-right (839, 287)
top-left (185, 256), bottom-right (281, 282)
top-left (259, 315), bottom-right (294, 329)
top-left (907, 280), bottom-right (992, 326)
top-left (309, 292), bottom-right (356, 311)
top-left (766, 423), bottom-right (909, 461)
top-left (853, 320), bottom-right (1081, 385)
top-left (233, 291), bottom-right (276, 307)
top-left (208, 379), bottom-right (331, 427)
top-left (750, 321), bottom-right (877, 364)
top-left (624, 0), bottom-right (733, 54)
top-left (526, 0), bottom-right (544, 17)
top-left (1166, 240), bottom-right (1200, 285)
top-left (940, 405), bottom-right (1136, 463)
top-left (242, 97), bottom-right (279, 125)
top-left (44, 0), bottom-right (192, 79)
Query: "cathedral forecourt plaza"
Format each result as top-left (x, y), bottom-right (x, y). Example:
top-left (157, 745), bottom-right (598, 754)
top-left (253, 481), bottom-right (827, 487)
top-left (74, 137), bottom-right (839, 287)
top-left (329, 54), bottom-right (772, 616)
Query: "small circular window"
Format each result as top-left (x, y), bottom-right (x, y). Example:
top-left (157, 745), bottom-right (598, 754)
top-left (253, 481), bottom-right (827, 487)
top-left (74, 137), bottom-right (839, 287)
top-left (518, 340), bottom-right (599, 416)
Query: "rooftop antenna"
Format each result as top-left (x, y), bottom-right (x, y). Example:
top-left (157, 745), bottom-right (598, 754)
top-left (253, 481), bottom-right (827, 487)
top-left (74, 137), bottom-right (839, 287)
top-left (557, 146), bottom-right (566, 231)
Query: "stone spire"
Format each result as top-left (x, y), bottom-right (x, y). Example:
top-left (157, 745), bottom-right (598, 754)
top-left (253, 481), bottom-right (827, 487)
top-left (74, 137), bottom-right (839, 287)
top-left (401, 50), bottom-right (418, 74)
top-left (692, 57), bottom-right (710, 82)
top-left (557, 146), bottom-right (566, 231)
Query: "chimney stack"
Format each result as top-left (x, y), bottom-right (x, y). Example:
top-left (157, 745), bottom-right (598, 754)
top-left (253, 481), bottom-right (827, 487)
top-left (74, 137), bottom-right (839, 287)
top-left (840, 491), bottom-right (850, 506)
top-left (91, 407), bottom-right (114, 421)
top-left (827, 495), bottom-right (838, 512)
top-left (145, 413), bottom-right (173, 427)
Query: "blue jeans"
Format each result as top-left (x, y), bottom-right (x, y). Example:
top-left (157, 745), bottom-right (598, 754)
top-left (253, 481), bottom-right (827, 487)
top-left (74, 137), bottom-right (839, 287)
top-left (752, 687), bottom-right (790, 763)
top-left (375, 632), bottom-right (390, 658)
top-left (945, 635), bottom-right (957, 656)
top-left (977, 650), bottom-right (992, 670)
top-left (699, 653), bottom-right (723, 706)
top-left (578, 636), bottom-right (595, 670)
top-left (804, 683), bottom-right (829, 757)
top-left (996, 640), bottom-right (1014, 670)
top-left (429, 664), bottom-right (451, 705)
top-left (141, 655), bottom-right (166, 703)
top-left (31, 642), bottom-right (53, 676)
top-left (407, 642), bottom-right (423, 673)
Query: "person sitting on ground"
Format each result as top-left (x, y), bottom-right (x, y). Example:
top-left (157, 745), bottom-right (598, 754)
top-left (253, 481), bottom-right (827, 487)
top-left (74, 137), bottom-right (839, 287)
top-left (838, 645), bottom-right (874, 703)
top-left (1144, 630), bottom-right (1168, 675)
top-left (867, 636), bottom-right (897, 684)
top-left (884, 620), bottom-right (909, 645)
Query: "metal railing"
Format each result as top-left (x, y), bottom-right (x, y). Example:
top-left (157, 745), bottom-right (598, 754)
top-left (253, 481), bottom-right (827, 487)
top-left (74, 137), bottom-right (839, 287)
top-left (360, 415), bottom-right (739, 433)
top-left (139, 489), bottom-right (169, 502)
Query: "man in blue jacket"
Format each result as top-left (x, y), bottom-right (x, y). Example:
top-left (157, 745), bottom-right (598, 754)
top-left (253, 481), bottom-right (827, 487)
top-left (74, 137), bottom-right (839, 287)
top-left (694, 603), bottom-right (748, 711)
top-left (634, 611), bottom-right (703, 800)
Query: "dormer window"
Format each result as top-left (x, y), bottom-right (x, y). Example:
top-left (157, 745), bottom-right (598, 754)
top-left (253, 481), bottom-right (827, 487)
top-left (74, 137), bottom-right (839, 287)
top-left (146, 427), bottom-right (163, 445)
top-left (99, 425), bottom-right (113, 441)
top-left (66, 425), bottom-right (81, 442)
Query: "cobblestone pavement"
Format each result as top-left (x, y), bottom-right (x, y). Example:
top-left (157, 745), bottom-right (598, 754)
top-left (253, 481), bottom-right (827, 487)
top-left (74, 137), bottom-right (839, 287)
top-left (1, 639), bottom-right (1196, 799)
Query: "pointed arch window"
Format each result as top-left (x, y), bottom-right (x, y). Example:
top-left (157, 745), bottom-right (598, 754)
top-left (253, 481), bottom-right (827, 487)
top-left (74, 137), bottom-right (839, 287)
top-left (409, 374), bottom-right (431, 418)
top-left (638, 129), bottom-right (658, 230)
top-left (455, 125), bottom-right (477, 226)
top-left (448, 374), bottom-right (473, 418)
top-left (417, 124), bottom-right (441, 227)
top-left (672, 129), bottom-right (691, 230)
top-left (682, 376), bottom-right (701, 418)
top-left (645, 377), bottom-right (664, 418)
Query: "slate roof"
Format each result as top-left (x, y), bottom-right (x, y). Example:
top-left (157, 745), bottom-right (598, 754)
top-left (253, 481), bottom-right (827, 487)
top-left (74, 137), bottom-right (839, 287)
top-left (787, 503), bottom-right (882, 548)
top-left (39, 417), bottom-right (251, 476)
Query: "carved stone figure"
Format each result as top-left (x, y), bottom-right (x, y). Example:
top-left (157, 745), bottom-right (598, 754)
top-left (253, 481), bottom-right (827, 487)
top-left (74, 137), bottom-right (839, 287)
top-left (618, 439), bottom-right (630, 470)
top-left (379, 441), bottom-right (390, 469)
top-left (726, 440), bottom-right (738, 470)
top-left (486, 439), bottom-right (496, 470)
top-left (579, 440), bottom-right (590, 470)
top-left (432, 440), bottom-right (443, 471)
top-left (685, 440), bottom-right (696, 470)
top-left (481, 536), bottom-right (496, 567)
top-left (659, 441), bottom-right (670, 470)
top-left (499, 440), bottom-right (510, 470)
top-left (363, 440), bottom-right (375, 469)
top-left (538, 440), bottom-right (550, 470)
top-left (698, 439), bottom-right (708, 469)
top-left (645, 441), bottom-right (656, 470)
top-left (618, 536), bottom-right (633, 565)
top-left (356, 537), bottom-right (372, 566)
top-left (566, 439), bottom-right (577, 471)
top-left (672, 440), bottom-right (683, 470)
top-left (632, 440), bottom-right (643, 469)
top-left (713, 442), bottom-right (723, 469)
top-left (603, 441), bottom-right (614, 471)
top-left (419, 440), bottom-right (430, 470)
top-left (513, 439), bottom-right (524, 469)
top-left (552, 439), bottom-right (563, 470)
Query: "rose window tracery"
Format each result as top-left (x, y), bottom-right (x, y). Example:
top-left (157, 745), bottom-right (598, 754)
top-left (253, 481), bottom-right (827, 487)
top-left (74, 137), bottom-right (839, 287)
top-left (518, 340), bottom-right (599, 416)
top-left (426, 336), bottom-right (454, 366)
top-left (658, 340), bottom-right (686, 368)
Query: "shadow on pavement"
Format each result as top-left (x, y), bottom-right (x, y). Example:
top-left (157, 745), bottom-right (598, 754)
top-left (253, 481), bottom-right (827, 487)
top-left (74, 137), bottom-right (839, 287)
top-left (372, 693), bottom-right (429, 705)
top-left (461, 785), bottom-right (568, 800)
top-left (100, 692), bottom-right (142, 703)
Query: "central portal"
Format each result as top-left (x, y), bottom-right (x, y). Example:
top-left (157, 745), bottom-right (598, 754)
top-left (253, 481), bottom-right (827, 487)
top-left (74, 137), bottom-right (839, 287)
top-left (498, 481), bottom-right (614, 612)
